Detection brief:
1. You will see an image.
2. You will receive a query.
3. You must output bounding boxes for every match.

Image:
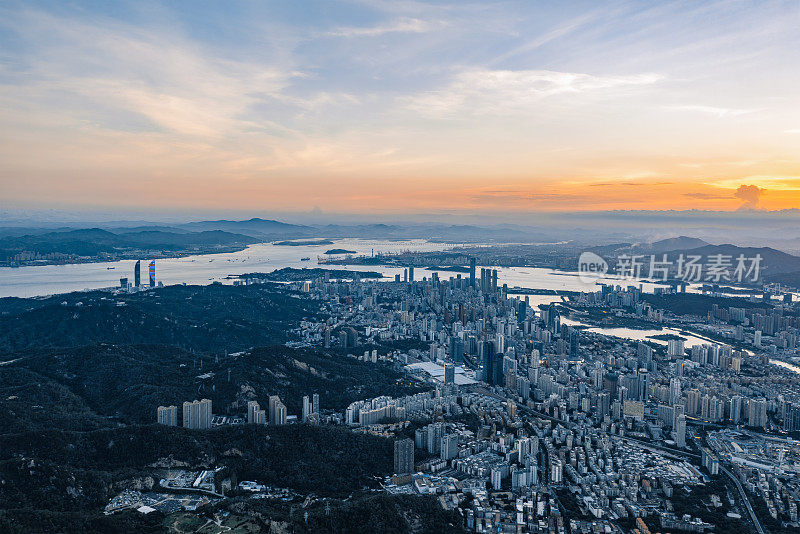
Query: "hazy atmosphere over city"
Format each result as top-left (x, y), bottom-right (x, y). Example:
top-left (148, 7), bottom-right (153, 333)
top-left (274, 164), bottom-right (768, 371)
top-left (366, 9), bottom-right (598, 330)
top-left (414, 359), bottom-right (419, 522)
top-left (3, 2), bottom-right (800, 534)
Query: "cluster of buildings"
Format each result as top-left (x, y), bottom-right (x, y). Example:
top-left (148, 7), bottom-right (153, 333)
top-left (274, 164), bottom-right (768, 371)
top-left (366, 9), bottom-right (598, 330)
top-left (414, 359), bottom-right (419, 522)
top-left (119, 259), bottom-right (157, 291)
top-left (158, 392), bottom-right (324, 430)
top-left (157, 399), bottom-right (213, 430)
top-left (142, 256), bottom-right (800, 531)
top-left (282, 261), bottom-right (800, 532)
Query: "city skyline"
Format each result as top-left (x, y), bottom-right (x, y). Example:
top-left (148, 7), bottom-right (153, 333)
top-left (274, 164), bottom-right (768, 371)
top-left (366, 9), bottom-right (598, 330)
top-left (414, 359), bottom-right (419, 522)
top-left (2, 1), bottom-right (800, 213)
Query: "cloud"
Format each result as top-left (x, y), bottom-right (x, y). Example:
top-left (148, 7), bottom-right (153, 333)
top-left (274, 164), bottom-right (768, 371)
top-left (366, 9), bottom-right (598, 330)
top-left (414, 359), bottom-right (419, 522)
top-left (734, 184), bottom-right (764, 209)
top-left (684, 192), bottom-right (732, 200)
top-left (669, 105), bottom-right (762, 118)
top-left (785, 129), bottom-right (800, 134)
top-left (326, 17), bottom-right (442, 37)
top-left (405, 69), bottom-right (663, 115)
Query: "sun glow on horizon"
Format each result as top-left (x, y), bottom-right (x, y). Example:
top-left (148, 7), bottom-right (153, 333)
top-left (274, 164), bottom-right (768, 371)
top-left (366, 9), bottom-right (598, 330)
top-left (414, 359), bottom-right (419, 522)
top-left (1, 1), bottom-right (800, 213)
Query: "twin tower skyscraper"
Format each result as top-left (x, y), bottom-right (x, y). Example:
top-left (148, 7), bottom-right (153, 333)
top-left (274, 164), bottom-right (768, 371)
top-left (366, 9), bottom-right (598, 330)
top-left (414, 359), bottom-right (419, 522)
top-left (133, 260), bottom-right (156, 288)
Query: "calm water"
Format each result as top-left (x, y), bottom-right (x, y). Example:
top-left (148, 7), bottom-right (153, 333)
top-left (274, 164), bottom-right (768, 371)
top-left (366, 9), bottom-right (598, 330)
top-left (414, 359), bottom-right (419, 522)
top-left (0, 238), bottom-right (696, 299)
top-left (771, 359), bottom-right (800, 375)
top-left (560, 316), bottom-right (714, 348)
top-left (0, 239), bottom-right (452, 298)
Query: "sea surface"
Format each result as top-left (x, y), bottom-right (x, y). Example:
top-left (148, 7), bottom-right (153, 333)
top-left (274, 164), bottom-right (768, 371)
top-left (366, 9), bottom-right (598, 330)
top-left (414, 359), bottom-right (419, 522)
top-left (0, 238), bottom-right (686, 298)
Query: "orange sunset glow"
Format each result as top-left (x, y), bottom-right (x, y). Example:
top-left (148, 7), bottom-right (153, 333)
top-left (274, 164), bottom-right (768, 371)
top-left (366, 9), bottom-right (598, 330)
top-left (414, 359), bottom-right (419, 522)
top-left (2, 1), bottom-right (800, 213)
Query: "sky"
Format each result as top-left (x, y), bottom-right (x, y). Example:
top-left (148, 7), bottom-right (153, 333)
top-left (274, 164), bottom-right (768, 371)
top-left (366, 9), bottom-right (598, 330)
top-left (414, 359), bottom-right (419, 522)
top-left (1, 0), bottom-right (800, 215)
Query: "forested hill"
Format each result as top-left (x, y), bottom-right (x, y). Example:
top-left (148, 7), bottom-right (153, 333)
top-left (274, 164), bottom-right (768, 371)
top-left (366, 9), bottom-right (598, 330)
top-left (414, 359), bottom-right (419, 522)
top-left (0, 283), bottom-right (316, 354)
top-left (0, 282), bottom-right (443, 533)
top-left (1, 343), bottom-right (425, 427)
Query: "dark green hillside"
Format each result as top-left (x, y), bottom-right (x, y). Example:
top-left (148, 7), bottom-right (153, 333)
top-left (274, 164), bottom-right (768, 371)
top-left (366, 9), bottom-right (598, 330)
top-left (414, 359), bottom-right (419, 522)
top-left (0, 283), bottom-right (316, 354)
top-left (4, 343), bottom-right (425, 425)
top-left (0, 367), bottom-right (116, 432)
top-left (0, 425), bottom-right (395, 532)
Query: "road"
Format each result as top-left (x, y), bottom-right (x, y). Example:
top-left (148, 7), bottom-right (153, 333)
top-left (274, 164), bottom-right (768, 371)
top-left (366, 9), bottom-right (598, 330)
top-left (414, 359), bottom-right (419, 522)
top-left (720, 464), bottom-right (766, 534)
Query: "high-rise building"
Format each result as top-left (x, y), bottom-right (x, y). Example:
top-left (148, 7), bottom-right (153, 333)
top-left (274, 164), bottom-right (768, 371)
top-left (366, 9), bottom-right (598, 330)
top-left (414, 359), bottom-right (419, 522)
top-left (148, 260), bottom-right (156, 288)
top-left (302, 395), bottom-right (311, 422)
top-left (247, 400), bottom-right (261, 424)
top-left (687, 389), bottom-right (701, 415)
top-left (134, 260), bottom-right (141, 287)
top-left (730, 395), bottom-right (743, 424)
top-left (426, 422), bottom-right (444, 454)
top-left (312, 393), bottom-right (320, 415)
top-left (637, 369), bottom-right (649, 401)
top-left (748, 398), bottom-right (767, 428)
top-left (444, 363), bottom-right (455, 385)
top-left (482, 341), bottom-right (494, 384)
top-left (492, 350), bottom-right (504, 386)
top-left (676, 414), bottom-right (686, 448)
top-left (269, 395), bottom-right (286, 425)
top-left (449, 336), bottom-right (464, 364)
top-left (254, 408), bottom-right (266, 424)
top-left (182, 399), bottom-right (212, 429)
top-left (157, 405), bottom-right (177, 426)
top-left (394, 438), bottom-right (414, 475)
top-left (469, 257), bottom-right (476, 288)
top-left (603, 372), bottom-right (619, 398)
top-left (672, 403), bottom-right (685, 430)
top-left (441, 433), bottom-right (458, 461)
top-left (550, 458), bottom-right (563, 484)
top-left (598, 392), bottom-right (611, 417)
top-left (668, 339), bottom-right (685, 358)
top-left (669, 378), bottom-right (682, 405)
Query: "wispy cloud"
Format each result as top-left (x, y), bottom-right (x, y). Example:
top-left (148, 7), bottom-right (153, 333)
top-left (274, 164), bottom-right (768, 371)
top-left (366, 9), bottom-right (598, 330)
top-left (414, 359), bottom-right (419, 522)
top-left (405, 69), bottom-right (663, 115)
top-left (326, 17), bottom-right (443, 37)
top-left (668, 105), bottom-right (762, 118)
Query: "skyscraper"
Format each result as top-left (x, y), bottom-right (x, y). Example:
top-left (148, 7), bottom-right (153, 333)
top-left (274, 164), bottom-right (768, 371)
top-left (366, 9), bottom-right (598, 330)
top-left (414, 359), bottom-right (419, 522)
top-left (394, 438), bottom-right (414, 475)
top-left (469, 257), bottom-right (476, 288)
top-left (148, 260), bottom-right (156, 287)
top-left (302, 395), bottom-right (311, 422)
top-left (634, 369), bottom-right (647, 401)
top-left (482, 341), bottom-right (493, 383)
top-left (134, 260), bottom-right (141, 287)
top-left (669, 378), bottom-right (682, 405)
top-left (492, 350), bottom-right (504, 386)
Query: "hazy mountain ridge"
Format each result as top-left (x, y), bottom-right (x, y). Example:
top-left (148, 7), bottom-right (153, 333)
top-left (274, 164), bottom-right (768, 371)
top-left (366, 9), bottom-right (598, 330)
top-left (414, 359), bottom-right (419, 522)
top-left (0, 228), bottom-right (258, 261)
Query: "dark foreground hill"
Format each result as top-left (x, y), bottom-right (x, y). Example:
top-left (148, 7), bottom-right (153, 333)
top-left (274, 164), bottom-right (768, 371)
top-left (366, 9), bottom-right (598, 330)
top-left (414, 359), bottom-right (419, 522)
top-left (1, 343), bottom-right (426, 427)
top-left (0, 425), bottom-right (417, 533)
top-left (0, 283), bottom-right (451, 533)
top-left (0, 283), bottom-right (316, 354)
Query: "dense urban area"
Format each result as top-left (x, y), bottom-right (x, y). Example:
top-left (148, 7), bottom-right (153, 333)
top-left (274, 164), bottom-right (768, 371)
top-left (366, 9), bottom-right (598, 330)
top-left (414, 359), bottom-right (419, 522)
top-left (2, 242), bottom-right (800, 534)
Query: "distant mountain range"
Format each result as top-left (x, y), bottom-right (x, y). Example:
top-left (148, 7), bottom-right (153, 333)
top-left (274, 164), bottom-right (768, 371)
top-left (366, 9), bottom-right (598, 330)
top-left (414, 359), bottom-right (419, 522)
top-left (0, 228), bottom-right (257, 261)
top-left (179, 217), bottom-right (312, 237)
top-left (591, 237), bottom-right (800, 286)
